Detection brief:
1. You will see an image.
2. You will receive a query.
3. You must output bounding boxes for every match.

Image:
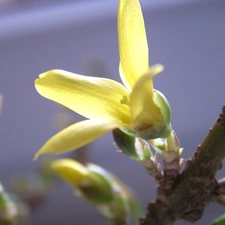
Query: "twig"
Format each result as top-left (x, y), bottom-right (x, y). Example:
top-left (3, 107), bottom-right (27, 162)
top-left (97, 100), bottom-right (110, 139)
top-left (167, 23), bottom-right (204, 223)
top-left (139, 106), bottom-right (225, 225)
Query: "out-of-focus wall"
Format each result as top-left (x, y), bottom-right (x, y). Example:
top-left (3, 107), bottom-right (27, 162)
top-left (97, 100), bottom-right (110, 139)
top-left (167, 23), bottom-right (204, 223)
top-left (0, 0), bottom-right (225, 224)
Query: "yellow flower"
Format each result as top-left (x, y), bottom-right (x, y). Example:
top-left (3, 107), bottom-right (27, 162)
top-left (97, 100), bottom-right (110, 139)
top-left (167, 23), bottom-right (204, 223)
top-left (34, 0), bottom-right (171, 159)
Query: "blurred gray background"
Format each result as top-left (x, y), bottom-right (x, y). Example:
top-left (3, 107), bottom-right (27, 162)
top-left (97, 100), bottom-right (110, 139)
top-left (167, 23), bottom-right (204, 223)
top-left (0, 0), bottom-right (225, 224)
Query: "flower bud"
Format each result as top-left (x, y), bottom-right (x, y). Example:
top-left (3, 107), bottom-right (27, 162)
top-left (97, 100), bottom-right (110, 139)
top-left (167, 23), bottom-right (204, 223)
top-left (150, 131), bottom-right (180, 153)
top-left (0, 184), bottom-right (29, 225)
top-left (113, 128), bottom-right (153, 161)
top-left (112, 128), bottom-right (139, 160)
top-left (51, 159), bottom-right (141, 223)
top-left (149, 131), bottom-right (184, 172)
top-left (51, 159), bottom-right (113, 204)
top-left (212, 214), bottom-right (225, 225)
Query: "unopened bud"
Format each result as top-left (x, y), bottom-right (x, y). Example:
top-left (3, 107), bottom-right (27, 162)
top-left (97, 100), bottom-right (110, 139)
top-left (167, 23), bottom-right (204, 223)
top-left (212, 214), bottom-right (225, 225)
top-left (51, 159), bottom-right (141, 223)
top-left (0, 184), bottom-right (29, 225)
top-left (113, 129), bottom-right (152, 161)
top-left (51, 159), bottom-right (113, 204)
top-left (113, 128), bottom-right (139, 160)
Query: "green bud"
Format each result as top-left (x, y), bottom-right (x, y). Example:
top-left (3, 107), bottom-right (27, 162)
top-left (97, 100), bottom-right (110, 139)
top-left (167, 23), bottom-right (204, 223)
top-left (113, 129), bottom-right (152, 161)
top-left (88, 164), bottom-right (141, 223)
top-left (134, 138), bottom-right (152, 160)
top-left (150, 131), bottom-right (180, 154)
top-left (51, 159), bottom-right (113, 205)
top-left (0, 184), bottom-right (28, 225)
top-left (112, 128), bottom-right (139, 160)
top-left (165, 130), bottom-right (180, 153)
top-left (78, 166), bottom-right (114, 204)
top-left (0, 183), bottom-right (9, 210)
top-left (149, 131), bottom-right (184, 171)
top-left (212, 214), bottom-right (225, 225)
top-left (52, 159), bottom-right (141, 223)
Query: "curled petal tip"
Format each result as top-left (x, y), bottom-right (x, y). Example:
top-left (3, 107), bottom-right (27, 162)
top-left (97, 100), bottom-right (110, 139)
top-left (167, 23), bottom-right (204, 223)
top-left (38, 70), bottom-right (56, 79)
top-left (149, 64), bottom-right (165, 77)
top-left (33, 151), bottom-right (43, 161)
top-left (38, 72), bottom-right (46, 79)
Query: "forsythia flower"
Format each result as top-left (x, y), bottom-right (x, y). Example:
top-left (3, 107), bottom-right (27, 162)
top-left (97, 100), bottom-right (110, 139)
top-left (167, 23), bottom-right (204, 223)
top-left (34, 0), bottom-right (171, 159)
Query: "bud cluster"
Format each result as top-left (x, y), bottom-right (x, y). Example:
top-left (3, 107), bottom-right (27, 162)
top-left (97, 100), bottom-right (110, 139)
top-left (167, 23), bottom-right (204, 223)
top-left (0, 183), bottom-right (29, 225)
top-left (113, 128), bottom-right (184, 189)
top-left (51, 159), bottom-right (141, 224)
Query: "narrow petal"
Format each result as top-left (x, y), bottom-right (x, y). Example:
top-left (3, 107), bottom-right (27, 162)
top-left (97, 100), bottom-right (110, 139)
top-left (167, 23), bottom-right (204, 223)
top-left (35, 70), bottom-right (130, 123)
top-left (130, 65), bottom-right (164, 125)
top-left (34, 118), bottom-right (124, 159)
top-left (51, 159), bottom-right (89, 187)
top-left (118, 0), bottom-right (149, 90)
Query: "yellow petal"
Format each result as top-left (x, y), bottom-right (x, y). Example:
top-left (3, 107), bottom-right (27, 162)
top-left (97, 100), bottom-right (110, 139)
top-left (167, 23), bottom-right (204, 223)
top-left (34, 118), bottom-right (123, 160)
top-left (118, 0), bottom-right (149, 90)
top-left (130, 65), bottom-right (164, 125)
top-left (51, 159), bottom-right (89, 187)
top-left (35, 70), bottom-right (130, 123)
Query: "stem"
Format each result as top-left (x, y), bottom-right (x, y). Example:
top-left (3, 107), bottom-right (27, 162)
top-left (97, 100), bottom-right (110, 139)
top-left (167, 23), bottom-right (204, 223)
top-left (139, 106), bottom-right (225, 225)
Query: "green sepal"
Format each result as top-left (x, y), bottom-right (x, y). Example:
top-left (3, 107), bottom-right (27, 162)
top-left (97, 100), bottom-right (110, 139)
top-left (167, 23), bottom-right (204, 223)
top-left (154, 90), bottom-right (171, 124)
top-left (136, 122), bottom-right (172, 140)
top-left (119, 127), bottom-right (139, 138)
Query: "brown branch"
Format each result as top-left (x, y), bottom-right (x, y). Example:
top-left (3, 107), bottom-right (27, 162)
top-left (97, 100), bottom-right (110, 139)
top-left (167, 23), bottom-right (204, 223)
top-left (211, 178), bottom-right (225, 207)
top-left (139, 106), bottom-right (225, 225)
